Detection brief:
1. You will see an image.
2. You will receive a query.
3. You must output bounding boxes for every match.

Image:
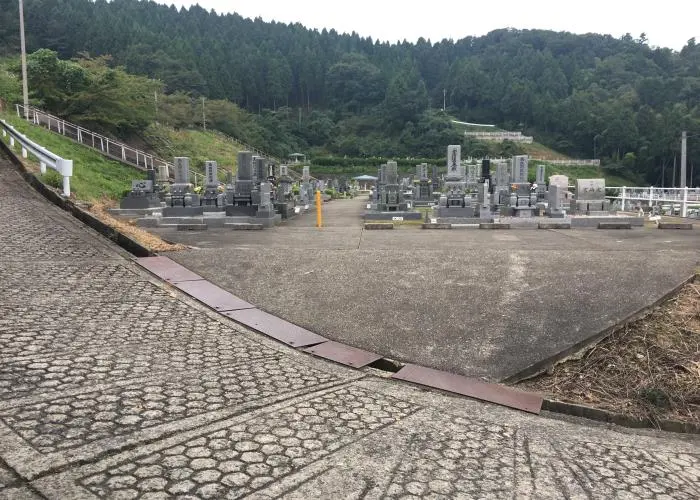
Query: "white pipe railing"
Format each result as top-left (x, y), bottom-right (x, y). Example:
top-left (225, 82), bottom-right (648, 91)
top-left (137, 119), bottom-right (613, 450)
top-left (605, 186), bottom-right (700, 217)
top-left (15, 103), bottom-right (205, 186)
top-left (1, 119), bottom-right (73, 196)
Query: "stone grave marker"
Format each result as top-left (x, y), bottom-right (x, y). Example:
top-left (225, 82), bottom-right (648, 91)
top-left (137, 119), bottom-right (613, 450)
top-left (173, 157), bottom-right (190, 183)
top-left (205, 160), bottom-right (218, 186)
top-left (511, 155), bottom-right (528, 183)
top-left (447, 145), bottom-right (463, 179)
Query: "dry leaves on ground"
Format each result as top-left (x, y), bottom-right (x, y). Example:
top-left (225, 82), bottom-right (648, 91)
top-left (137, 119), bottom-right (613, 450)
top-left (89, 199), bottom-right (186, 253)
top-left (521, 279), bottom-right (700, 425)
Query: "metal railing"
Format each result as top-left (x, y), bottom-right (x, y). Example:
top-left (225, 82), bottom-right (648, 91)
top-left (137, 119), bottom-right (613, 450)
top-left (1, 118), bottom-right (73, 196)
top-left (14, 104), bottom-right (206, 185)
top-left (605, 186), bottom-right (700, 217)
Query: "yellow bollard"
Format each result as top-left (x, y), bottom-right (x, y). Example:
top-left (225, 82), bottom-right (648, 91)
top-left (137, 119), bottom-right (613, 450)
top-left (315, 190), bottom-right (323, 228)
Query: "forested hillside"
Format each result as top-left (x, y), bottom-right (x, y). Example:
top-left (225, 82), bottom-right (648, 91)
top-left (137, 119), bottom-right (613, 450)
top-left (1, 0), bottom-right (699, 184)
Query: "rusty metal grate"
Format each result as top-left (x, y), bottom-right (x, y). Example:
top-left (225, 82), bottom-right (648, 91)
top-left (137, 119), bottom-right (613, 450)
top-left (223, 309), bottom-right (327, 348)
top-left (392, 364), bottom-right (542, 414)
top-left (302, 341), bottom-right (382, 368)
top-left (173, 280), bottom-right (254, 312)
top-left (135, 256), bottom-right (202, 283)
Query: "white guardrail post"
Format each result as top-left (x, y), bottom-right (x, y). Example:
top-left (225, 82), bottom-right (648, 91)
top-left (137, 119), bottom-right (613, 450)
top-left (1, 119), bottom-right (73, 197)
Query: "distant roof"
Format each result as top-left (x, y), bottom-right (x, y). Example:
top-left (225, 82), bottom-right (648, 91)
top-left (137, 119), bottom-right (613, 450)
top-left (289, 153), bottom-right (306, 157)
top-left (353, 175), bottom-right (378, 181)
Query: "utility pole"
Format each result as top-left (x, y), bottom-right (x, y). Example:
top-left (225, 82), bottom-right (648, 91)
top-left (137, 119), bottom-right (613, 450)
top-left (19, 0), bottom-right (29, 119)
top-left (680, 131), bottom-right (687, 188)
top-left (154, 90), bottom-right (158, 122)
top-left (443, 89), bottom-right (446, 111)
top-left (201, 97), bottom-right (206, 130)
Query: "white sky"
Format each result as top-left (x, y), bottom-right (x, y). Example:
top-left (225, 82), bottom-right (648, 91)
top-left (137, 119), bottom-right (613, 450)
top-left (158, 0), bottom-right (698, 51)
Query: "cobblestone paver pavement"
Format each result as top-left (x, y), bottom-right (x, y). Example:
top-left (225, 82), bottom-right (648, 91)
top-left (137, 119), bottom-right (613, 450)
top-left (1, 155), bottom-right (698, 498)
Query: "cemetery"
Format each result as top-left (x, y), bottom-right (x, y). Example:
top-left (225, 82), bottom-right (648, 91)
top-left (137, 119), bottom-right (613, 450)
top-left (113, 142), bottom-right (688, 232)
top-left (362, 145), bottom-right (646, 228)
top-left (111, 151), bottom-right (331, 230)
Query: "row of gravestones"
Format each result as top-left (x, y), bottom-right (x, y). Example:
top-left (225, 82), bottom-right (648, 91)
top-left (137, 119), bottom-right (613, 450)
top-left (120, 152), bottom-right (322, 220)
top-left (367, 145), bottom-right (611, 219)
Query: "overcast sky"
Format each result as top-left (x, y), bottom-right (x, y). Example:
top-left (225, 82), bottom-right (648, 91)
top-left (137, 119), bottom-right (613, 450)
top-left (157, 0), bottom-right (698, 51)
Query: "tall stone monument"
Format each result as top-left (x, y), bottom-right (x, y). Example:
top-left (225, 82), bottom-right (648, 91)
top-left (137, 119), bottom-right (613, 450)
top-left (200, 160), bottom-right (225, 209)
top-left (163, 157), bottom-right (202, 216)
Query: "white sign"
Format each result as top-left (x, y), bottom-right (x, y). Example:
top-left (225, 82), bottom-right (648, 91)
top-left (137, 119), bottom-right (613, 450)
top-left (392, 216), bottom-right (404, 221)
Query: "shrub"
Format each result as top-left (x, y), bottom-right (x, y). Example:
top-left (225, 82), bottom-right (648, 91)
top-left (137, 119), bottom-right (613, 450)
top-left (41, 169), bottom-right (63, 189)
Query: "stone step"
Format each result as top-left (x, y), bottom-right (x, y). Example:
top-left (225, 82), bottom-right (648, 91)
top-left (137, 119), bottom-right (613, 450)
top-left (598, 222), bottom-right (632, 229)
top-left (658, 222), bottom-right (693, 230)
top-left (225, 223), bottom-right (264, 230)
top-left (422, 223), bottom-right (452, 229)
top-left (538, 222), bottom-right (572, 229)
top-left (479, 223), bottom-right (511, 229)
top-left (364, 223), bottom-right (394, 230)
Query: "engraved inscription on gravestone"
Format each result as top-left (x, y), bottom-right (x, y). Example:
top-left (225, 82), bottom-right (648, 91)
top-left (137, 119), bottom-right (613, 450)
top-left (575, 179), bottom-right (605, 200)
top-left (205, 160), bottom-right (218, 186)
top-left (173, 157), bottom-right (190, 183)
top-left (511, 155), bottom-right (528, 183)
top-left (447, 145), bottom-right (462, 177)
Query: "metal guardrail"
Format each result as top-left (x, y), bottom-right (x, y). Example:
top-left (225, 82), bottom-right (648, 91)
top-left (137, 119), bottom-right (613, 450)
top-left (1, 119), bottom-right (73, 196)
top-left (15, 104), bottom-right (207, 185)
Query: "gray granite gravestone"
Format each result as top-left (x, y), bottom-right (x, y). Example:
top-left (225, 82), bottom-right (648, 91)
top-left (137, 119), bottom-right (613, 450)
top-left (163, 157), bottom-right (202, 216)
top-left (575, 178), bottom-right (610, 214)
top-left (200, 160), bottom-right (225, 209)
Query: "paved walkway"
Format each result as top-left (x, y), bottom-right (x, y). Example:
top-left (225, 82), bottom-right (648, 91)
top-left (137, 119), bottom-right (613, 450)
top-left (0, 155), bottom-right (698, 499)
top-left (160, 198), bottom-right (700, 382)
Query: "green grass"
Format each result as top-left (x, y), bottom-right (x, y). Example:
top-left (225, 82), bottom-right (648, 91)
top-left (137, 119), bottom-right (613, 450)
top-left (529, 162), bottom-right (639, 186)
top-left (1, 112), bottom-right (144, 201)
top-left (143, 124), bottom-right (241, 179)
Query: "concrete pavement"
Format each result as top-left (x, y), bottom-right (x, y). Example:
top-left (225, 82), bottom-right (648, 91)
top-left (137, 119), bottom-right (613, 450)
top-left (1, 155), bottom-right (699, 499)
top-left (161, 198), bottom-right (700, 381)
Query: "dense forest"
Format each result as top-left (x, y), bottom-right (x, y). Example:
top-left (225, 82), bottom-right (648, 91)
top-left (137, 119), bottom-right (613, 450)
top-left (0, 0), bottom-right (699, 185)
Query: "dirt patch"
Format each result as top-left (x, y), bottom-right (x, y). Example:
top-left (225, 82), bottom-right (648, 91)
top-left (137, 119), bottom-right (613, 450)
top-left (520, 277), bottom-right (700, 426)
top-left (89, 200), bottom-right (186, 253)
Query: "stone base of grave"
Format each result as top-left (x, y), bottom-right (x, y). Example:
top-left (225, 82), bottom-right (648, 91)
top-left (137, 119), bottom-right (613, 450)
top-left (201, 205), bottom-right (226, 213)
top-left (437, 217), bottom-right (495, 224)
top-left (598, 222), bottom-right (632, 229)
top-left (275, 202), bottom-right (297, 219)
top-left (538, 222), bottom-right (572, 229)
top-left (225, 223), bottom-right (264, 230)
top-left (120, 196), bottom-right (162, 210)
top-left (225, 205), bottom-right (258, 217)
top-left (479, 222), bottom-right (511, 229)
top-left (513, 207), bottom-right (536, 218)
top-left (422, 223), bottom-right (452, 229)
top-left (364, 223), bottom-right (394, 230)
top-left (437, 206), bottom-right (475, 218)
top-left (136, 212), bottom-right (280, 229)
top-left (162, 206), bottom-right (204, 217)
top-left (159, 223), bottom-right (208, 231)
top-left (413, 199), bottom-right (436, 207)
top-left (363, 211), bottom-right (422, 221)
top-left (570, 217), bottom-right (643, 228)
top-left (256, 213), bottom-right (282, 228)
top-left (108, 207), bottom-right (163, 218)
top-left (658, 223), bottom-right (693, 230)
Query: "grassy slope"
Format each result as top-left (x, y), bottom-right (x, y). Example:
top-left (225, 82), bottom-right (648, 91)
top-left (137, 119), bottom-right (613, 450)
top-left (0, 112), bottom-right (145, 201)
top-left (142, 124), bottom-right (241, 179)
top-left (529, 162), bottom-right (640, 186)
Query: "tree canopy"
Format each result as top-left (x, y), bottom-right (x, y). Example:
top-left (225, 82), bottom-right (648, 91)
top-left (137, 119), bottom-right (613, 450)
top-left (0, 0), bottom-right (698, 184)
